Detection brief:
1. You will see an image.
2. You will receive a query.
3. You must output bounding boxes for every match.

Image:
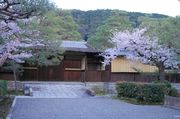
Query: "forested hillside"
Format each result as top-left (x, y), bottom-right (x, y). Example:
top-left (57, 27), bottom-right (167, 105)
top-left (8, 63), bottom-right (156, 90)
top-left (70, 9), bottom-right (172, 50)
top-left (19, 9), bottom-right (179, 51)
top-left (71, 9), bottom-right (168, 39)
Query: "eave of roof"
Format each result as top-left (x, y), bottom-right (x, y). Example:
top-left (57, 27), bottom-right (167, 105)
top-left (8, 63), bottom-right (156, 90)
top-left (61, 40), bottom-right (100, 53)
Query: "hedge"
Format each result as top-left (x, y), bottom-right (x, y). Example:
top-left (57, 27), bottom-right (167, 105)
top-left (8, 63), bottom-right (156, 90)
top-left (0, 80), bottom-right (7, 97)
top-left (152, 80), bottom-right (171, 88)
top-left (116, 82), bottom-right (140, 98)
top-left (116, 82), bottom-right (169, 103)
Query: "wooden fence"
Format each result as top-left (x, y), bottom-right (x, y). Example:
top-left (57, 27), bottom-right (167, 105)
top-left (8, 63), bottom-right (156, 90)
top-left (111, 73), bottom-right (180, 83)
top-left (22, 67), bottom-right (108, 82)
top-left (1, 68), bottom-right (179, 83)
top-left (0, 72), bottom-right (14, 80)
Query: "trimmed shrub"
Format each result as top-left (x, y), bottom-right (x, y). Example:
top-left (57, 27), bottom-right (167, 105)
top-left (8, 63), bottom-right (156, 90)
top-left (116, 82), bottom-right (140, 98)
top-left (137, 84), bottom-right (167, 103)
top-left (168, 88), bottom-right (178, 97)
top-left (117, 82), bottom-right (168, 103)
top-left (0, 80), bottom-right (7, 97)
top-left (152, 80), bottom-right (171, 88)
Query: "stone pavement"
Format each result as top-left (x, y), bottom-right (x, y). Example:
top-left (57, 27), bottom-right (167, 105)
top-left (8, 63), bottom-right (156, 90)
top-left (25, 83), bottom-right (90, 98)
top-left (11, 98), bottom-right (180, 119)
top-left (9, 82), bottom-right (180, 119)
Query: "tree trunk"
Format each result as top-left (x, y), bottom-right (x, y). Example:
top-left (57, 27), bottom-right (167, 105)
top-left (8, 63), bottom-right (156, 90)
top-left (103, 65), bottom-right (111, 94)
top-left (158, 67), bottom-right (165, 81)
top-left (13, 69), bottom-right (17, 93)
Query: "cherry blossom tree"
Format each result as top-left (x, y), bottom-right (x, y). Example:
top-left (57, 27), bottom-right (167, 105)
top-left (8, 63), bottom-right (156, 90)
top-left (0, 16), bottom-right (63, 72)
top-left (0, 19), bottom-right (43, 63)
top-left (102, 28), bottom-right (179, 81)
top-left (0, 21), bottom-right (24, 65)
top-left (0, 19), bottom-right (44, 89)
top-left (1, 37), bottom-right (46, 91)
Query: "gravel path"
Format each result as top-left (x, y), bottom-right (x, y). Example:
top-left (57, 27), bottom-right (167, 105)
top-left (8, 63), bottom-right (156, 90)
top-left (11, 98), bottom-right (180, 119)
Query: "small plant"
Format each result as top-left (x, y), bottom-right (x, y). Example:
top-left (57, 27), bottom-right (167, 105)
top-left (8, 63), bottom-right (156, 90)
top-left (91, 86), bottom-right (106, 96)
top-left (0, 80), bottom-right (7, 97)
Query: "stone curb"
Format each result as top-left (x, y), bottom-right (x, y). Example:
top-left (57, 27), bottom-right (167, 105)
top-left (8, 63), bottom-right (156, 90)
top-left (6, 96), bottom-right (17, 119)
top-left (163, 105), bottom-right (180, 111)
top-left (85, 88), bottom-right (95, 96)
top-left (164, 95), bottom-right (180, 110)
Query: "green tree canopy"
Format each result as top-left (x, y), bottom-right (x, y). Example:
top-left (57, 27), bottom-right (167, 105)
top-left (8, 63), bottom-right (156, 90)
top-left (139, 16), bottom-right (180, 59)
top-left (0, 0), bottom-right (54, 21)
top-left (22, 9), bottom-right (81, 41)
top-left (88, 15), bottom-right (133, 50)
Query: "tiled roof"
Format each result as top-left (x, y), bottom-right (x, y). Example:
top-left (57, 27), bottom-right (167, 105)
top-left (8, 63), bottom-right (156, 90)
top-left (60, 40), bottom-right (99, 53)
top-left (61, 41), bottom-right (87, 48)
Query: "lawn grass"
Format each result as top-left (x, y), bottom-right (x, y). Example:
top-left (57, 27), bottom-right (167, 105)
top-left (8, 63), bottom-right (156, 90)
top-left (0, 98), bottom-right (12, 119)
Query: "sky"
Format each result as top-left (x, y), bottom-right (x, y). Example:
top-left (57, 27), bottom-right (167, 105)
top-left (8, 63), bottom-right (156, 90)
top-left (52, 0), bottom-right (180, 17)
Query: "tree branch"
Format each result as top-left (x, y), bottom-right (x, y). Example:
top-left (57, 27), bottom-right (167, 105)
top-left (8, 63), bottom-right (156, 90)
top-left (0, 0), bottom-right (46, 21)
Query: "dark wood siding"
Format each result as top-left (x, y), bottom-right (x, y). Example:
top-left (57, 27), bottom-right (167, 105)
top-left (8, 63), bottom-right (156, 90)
top-left (86, 70), bottom-right (102, 82)
top-left (2, 70), bottom-right (180, 83)
top-left (111, 73), bottom-right (180, 83)
top-left (0, 72), bottom-right (14, 80)
top-left (64, 60), bottom-right (81, 69)
top-left (23, 62), bottom-right (64, 81)
top-left (64, 70), bottom-right (81, 81)
top-left (23, 68), bottom-right (38, 81)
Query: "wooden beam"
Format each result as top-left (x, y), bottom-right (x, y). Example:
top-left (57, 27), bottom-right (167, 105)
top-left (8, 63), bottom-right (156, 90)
top-left (23, 67), bottom-right (38, 70)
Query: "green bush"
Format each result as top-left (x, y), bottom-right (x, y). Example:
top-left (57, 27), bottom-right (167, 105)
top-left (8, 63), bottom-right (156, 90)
top-left (152, 80), bottom-right (171, 88)
top-left (137, 84), bottom-right (167, 103)
top-left (168, 88), bottom-right (178, 97)
top-left (0, 80), bottom-right (7, 97)
top-left (116, 82), bottom-right (140, 98)
top-left (117, 82), bottom-right (168, 103)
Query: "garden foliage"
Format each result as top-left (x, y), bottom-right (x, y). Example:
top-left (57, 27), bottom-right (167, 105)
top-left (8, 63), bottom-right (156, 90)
top-left (116, 81), bottom-right (177, 103)
top-left (0, 80), bottom-right (7, 97)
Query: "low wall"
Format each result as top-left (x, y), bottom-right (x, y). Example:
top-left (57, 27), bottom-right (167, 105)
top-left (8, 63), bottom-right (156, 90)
top-left (85, 82), bottom-right (117, 94)
top-left (7, 81), bottom-right (24, 90)
top-left (164, 95), bottom-right (180, 109)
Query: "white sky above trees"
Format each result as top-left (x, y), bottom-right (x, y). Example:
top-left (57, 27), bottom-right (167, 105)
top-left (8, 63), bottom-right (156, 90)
top-left (52, 0), bottom-right (180, 17)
